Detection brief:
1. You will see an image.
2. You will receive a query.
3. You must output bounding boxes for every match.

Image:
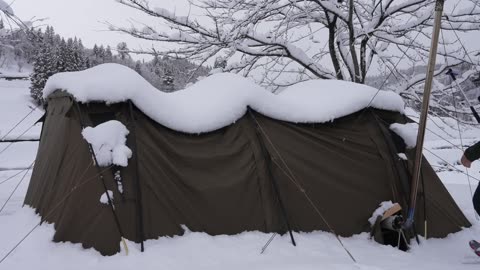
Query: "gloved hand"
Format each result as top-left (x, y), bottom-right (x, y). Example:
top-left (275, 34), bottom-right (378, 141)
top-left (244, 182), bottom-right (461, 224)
top-left (461, 154), bottom-right (472, 168)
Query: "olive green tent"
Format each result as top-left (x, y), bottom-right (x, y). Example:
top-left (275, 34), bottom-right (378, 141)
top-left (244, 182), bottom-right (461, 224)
top-left (24, 90), bottom-right (470, 255)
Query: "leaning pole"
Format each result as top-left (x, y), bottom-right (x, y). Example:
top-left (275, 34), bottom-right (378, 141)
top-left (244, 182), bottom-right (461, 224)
top-left (405, 0), bottom-right (446, 236)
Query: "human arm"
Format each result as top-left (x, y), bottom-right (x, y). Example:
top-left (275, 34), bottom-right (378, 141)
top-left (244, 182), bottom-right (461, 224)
top-left (462, 141), bottom-right (480, 168)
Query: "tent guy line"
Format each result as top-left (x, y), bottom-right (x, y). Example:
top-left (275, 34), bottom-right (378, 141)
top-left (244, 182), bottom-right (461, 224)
top-left (0, 123), bottom-right (39, 157)
top-left (377, 116), bottom-right (480, 183)
top-left (0, 167), bottom-right (31, 186)
top-left (440, 29), bottom-right (477, 220)
top-left (249, 110), bottom-right (357, 263)
top-left (0, 104), bottom-right (39, 142)
top-left (0, 161), bottom-right (33, 214)
top-left (352, 15), bottom-right (426, 127)
top-left (0, 164), bottom-right (113, 265)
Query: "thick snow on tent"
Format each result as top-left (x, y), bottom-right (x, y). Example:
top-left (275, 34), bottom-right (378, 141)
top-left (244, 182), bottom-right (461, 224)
top-left (25, 64), bottom-right (470, 255)
top-left (43, 63), bottom-right (404, 133)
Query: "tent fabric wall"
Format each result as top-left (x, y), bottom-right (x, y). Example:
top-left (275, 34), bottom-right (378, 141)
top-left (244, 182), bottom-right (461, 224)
top-left (24, 94), bottom-right (471, 255)
top-left (25, 95), bottom-right (124, 253)
top-left (254, 111), bottom-right (402, 236)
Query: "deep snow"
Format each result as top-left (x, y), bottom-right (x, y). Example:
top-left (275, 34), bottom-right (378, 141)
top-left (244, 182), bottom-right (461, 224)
top-left (2, 78), bottom-right (480, 269)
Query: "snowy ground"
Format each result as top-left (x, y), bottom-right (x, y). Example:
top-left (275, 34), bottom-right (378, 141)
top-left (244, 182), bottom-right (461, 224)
top-left (2, 79), bottom-right (480, 269)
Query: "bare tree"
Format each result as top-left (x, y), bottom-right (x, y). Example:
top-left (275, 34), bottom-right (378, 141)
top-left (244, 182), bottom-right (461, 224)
top-left (111, 0), bottom-right (480, 100)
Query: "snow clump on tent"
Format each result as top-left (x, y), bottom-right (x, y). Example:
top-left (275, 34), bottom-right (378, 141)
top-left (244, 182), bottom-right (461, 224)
top-left (44, 63), bottom-right (405, 134)
top-left (390, 123), bottom-right (419, 148)
top-left (81, 120), bottom-right (132, 167)
top-left (100, 190), bottom-right (114, 205)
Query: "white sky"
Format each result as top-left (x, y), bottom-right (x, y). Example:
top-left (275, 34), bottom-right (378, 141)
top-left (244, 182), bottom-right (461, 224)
top-left (11, 0), bottom-right (191, 59)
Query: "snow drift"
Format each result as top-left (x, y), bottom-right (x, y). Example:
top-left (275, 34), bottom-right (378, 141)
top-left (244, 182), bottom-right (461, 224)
top-left (44, 63), bottom-right (405, 133)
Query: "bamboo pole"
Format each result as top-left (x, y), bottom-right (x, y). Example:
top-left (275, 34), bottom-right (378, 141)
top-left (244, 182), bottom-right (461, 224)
top-left (405, 0), bottom-right (446, 230)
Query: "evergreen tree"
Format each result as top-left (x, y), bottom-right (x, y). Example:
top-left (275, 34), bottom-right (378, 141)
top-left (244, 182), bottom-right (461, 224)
top-left (117, 42), bottom-right (130, 61)
top-left (55, 38), bottom-right (68, 73)
top-left (26, 25), bottom-right (210, 103)
top-left (98, 45), bottom-right (106, 62)
top-left (162, 69), bottom-right (174, 92)
top-left (92, 44), bottom-right (99, 57)
top-left (44, 26), bottom-right (56, 45)
top-left (134, 60), bottom-right (142, 75)
top-left (105, 46), bottom-right (113, 62)
top-left (73, 38), bottom-right (86, 70)
top-left (30, 39), bottom-right (56, 105)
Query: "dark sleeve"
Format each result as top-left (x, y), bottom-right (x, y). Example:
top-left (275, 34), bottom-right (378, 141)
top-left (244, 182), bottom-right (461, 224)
top-left (465, 141), bottom-right (480, 162)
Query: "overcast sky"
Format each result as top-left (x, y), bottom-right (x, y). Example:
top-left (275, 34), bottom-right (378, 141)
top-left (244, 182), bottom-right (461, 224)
top-left (12, 0), bottom-right (191, 59)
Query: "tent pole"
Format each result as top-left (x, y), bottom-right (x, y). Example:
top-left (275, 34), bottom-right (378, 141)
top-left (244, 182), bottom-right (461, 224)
top-left (405, 0), bottom-right (445, 229)
top-left (72, 99), bottom-right (129, 255)
top-left (247, 109), bottom-right (296, 247)
top-left (128, 101), bottom-right (146, 252)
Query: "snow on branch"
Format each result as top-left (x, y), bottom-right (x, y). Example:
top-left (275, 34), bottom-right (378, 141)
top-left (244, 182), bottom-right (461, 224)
top-left (113, 0), bottom-right (480, 90)
top-left (0, 0), bottom-right (13, 16)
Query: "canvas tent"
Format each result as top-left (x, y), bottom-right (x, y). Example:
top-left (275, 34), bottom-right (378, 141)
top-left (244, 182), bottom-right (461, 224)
top-left (24, 64), bottom-right (470, 255)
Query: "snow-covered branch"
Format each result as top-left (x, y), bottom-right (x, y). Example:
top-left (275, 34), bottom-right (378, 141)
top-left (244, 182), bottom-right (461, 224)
top-left (113, 0), bottom-right (480, 90)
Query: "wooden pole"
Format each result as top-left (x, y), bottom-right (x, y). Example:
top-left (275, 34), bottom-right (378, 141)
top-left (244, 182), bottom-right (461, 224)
top-left (405, 0), bottom-right (446, 229)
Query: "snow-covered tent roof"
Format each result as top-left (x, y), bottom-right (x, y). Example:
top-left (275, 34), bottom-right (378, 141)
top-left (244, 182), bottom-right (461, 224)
top-left (28, 64), bottom-right (469, 256)
top-left (44, 63), bottom-right (404, 133)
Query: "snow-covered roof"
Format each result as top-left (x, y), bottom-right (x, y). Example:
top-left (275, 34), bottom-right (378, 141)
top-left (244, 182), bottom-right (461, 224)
top-left (43, 63), bottom-right (405, 133)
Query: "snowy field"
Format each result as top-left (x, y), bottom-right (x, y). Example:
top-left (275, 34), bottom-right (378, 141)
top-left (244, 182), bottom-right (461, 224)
top-left (2, 79), bottom-right (480, 269)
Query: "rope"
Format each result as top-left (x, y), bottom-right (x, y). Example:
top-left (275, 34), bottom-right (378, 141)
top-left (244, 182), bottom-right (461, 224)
top-left (411, 117), bottom-right (472, 152)
top-left (0, 165), bottom-right (113, 265)
top-left (423, 147), bottom-right (480, 182)
top-left (444, 18), bottom-right (480, 74)
top-left (376, 116), bottom-right (480, 183)
top-left (0, 161), bottom-right (34, 214)
top-left (0, 123), bottom-right (38, 157)
top-left (0, 167), bottom-right (30, 186)
top-left (388, 119), bottom-right (480, 189)
top-left (248, 110), bottom-right (297, 249)
top-left (249, 113), bottom-right (357, 263)
top-left (0, 105), bottom-right (39, 142)
top-left (440, 27), bottom-right (477, 219)
top-left (353, 25), bottom-right (428, 125)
